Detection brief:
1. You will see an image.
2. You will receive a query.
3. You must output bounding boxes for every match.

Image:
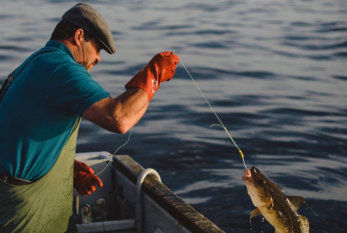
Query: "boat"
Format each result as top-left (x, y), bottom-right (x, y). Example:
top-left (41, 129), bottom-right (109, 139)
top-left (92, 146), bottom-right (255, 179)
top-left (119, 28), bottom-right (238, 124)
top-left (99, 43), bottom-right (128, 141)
top-left (74, 151), bottom-right (225, 233)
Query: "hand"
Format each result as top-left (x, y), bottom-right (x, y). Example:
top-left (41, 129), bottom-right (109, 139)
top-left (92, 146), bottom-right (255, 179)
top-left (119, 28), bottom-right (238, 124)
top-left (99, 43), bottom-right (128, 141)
top-left (73, 159), bottom-right (103, 196)
top-left (125, 51), bottom-right (180, 101)
top-left (151, 51), bottom-right (180, 82)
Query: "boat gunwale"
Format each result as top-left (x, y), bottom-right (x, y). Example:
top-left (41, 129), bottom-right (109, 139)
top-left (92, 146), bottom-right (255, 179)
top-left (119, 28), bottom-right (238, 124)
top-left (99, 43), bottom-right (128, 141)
top-left (112, 155), bottom-right (225, 233)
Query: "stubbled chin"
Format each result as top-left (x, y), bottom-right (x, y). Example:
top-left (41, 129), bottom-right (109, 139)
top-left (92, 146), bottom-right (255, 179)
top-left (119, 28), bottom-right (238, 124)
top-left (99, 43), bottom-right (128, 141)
top-left (86, 64), bottom-right (94, 72)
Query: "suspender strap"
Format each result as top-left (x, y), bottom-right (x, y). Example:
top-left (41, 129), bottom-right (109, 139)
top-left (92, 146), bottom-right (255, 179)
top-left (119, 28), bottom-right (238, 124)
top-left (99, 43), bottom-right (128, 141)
top-left (0, 49), bottom-right (54, 106)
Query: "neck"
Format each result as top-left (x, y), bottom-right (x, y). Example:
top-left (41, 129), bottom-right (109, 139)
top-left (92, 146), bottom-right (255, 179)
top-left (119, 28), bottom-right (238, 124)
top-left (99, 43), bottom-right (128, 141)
top-left (55, 39), bottom-right (77, 59)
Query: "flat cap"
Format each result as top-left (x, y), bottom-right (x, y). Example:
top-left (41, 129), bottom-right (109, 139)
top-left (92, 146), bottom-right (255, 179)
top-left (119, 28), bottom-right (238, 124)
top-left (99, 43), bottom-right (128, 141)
top-left (62, 3), bottom-right (116, 54)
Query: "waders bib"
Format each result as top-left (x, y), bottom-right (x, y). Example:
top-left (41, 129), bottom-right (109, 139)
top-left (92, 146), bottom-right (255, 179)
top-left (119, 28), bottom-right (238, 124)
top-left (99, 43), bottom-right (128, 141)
top-left (0, 118), bottom-right (81, 233)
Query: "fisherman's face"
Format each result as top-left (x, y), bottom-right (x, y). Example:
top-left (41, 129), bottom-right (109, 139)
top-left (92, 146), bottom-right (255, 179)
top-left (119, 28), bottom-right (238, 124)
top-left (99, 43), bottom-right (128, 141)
top-left (75, 36), bottom-right (102, 72)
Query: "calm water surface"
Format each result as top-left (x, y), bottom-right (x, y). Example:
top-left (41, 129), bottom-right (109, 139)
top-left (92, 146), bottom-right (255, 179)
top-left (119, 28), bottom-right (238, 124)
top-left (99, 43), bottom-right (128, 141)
top-left (1, 0), bottom-right (347, 232)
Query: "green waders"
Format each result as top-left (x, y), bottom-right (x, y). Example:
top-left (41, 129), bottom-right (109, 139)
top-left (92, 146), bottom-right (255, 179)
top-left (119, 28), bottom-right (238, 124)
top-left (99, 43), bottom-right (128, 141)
top-left (0, 118), bottom-right (81, 233)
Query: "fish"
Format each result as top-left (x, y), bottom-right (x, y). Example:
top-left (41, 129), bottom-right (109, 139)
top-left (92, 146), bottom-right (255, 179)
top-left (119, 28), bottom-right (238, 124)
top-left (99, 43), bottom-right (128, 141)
top-left (242, 166), bottom-right (309, 233)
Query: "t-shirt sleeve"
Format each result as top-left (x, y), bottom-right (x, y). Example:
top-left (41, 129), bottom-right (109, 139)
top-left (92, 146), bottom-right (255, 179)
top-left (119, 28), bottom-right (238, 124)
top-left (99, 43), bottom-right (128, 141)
top-left (46, 63), bottom-right (110, 116)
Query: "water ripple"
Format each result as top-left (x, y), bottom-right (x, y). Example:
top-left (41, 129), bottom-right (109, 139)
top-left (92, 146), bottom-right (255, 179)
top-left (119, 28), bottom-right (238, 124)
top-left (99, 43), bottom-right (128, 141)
top-left (190, 41), bottom-right (229, 49)
top-left (165, 29), bottom-right (235, 36)
top-left (282, 41), bottom-right (347, 50)
top-left (131, 24), bottom-right (194, 31)
top-left (1, 1), bottom-right (346, 232)
top-left (0, 45), bottom-right (31, 52)
top-left (332, 75), bottom-right (347, 81)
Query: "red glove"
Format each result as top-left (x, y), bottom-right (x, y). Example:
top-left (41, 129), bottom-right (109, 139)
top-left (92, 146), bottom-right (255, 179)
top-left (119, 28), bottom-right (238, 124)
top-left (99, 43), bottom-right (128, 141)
top-left (125, 51), bottom-right (180, 101)
top-left (73, 160), bottom-right (103, 196)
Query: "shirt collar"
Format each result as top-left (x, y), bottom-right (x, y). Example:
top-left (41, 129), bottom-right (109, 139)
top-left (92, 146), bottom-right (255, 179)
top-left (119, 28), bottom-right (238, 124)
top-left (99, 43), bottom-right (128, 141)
top-left (45, 40), bottom-right (75, 60)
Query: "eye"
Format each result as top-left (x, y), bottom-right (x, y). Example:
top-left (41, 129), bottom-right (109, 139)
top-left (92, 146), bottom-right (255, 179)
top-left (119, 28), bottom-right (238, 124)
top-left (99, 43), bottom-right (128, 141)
top-left (92, 39), bottom-right (102, 51)
top-left (96, 43), bottom-right (103, 51)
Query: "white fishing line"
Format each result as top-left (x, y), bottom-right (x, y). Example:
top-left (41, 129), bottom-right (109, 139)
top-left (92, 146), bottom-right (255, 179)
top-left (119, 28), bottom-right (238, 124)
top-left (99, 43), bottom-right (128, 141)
top-left (95, 59), bottom-right (248, 178)
top-left (180, 60), bottom-right (248, 169)
top-left (95, 127), bottom-right (133, 176)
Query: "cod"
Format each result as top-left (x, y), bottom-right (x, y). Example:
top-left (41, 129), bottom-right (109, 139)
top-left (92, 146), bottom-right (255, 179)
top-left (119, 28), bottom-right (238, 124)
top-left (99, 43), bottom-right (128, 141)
top-left (242, 167), bottom-right (309, 233)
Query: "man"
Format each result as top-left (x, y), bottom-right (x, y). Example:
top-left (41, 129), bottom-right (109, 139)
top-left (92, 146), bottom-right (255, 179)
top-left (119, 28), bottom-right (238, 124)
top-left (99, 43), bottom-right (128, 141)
top-left (0, 3), bottom-right (179, 233)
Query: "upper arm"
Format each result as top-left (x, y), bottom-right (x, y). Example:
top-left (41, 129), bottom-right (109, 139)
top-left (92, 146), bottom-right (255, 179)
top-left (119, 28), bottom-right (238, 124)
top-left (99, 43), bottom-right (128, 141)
top-left (46, 64), bottom-right (110, 116)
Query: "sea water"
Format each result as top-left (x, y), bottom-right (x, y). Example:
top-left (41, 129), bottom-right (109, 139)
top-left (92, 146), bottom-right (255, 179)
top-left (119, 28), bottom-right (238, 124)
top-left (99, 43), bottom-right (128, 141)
top-left (0, 0), bottom-right (346, 232)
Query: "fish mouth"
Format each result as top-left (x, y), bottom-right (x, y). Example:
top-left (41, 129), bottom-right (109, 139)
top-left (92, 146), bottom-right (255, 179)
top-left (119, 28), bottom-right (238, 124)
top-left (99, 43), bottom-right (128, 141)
top-left (242, 168), bottom-right (254, 184)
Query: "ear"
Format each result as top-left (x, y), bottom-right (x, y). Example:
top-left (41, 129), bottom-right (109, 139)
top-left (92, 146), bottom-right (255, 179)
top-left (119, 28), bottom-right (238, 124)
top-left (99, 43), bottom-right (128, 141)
top-left (73, 28), bottom-right (85, 47)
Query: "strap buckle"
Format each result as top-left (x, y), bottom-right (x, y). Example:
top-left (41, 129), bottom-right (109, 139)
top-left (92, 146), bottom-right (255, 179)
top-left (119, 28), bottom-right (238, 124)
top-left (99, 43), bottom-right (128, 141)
top-left (7, 73), bottom-right (14, 84)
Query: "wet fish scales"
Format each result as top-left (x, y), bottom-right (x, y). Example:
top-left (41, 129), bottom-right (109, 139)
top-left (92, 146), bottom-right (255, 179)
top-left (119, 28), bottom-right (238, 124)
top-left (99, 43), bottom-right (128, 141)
top-left (243, 166), bottom-right (309, 233)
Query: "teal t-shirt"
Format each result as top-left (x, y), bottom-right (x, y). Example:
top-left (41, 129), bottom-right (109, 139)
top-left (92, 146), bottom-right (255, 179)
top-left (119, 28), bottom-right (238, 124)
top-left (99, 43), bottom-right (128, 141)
top-left (0, 41), bottom-right (110, 181)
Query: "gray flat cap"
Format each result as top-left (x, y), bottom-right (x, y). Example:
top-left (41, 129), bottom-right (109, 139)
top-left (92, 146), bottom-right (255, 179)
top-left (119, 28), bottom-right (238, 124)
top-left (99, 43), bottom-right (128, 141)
top-left (62, 3), bottom-right (116, 54)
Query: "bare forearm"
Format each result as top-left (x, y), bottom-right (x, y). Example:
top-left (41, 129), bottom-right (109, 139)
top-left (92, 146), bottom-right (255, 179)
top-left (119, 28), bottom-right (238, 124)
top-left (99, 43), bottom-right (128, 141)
top-left (82, 50), bottom-right (179, 134)
top-left (113, 88), bottom-right (149, 133)
top-left (82, 88), bottom-right (149, 134)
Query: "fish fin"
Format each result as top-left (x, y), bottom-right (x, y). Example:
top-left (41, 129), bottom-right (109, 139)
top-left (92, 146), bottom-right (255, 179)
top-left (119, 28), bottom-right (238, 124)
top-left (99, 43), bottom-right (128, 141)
top-left (250, 208), bottom-right (261, 218)
top-left (299, 215), bottom-right (310, 232)
top-left (287, 196), bottom-right (306, 209)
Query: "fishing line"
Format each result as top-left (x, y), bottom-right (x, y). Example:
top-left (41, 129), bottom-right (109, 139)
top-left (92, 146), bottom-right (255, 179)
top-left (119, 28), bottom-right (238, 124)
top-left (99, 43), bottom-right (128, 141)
top-left (94, 59), bottom-right (248, 177)
top-left (95, 127), bottom-right (133, 176)
top-left (180, 60), bottom-right (248, 169)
